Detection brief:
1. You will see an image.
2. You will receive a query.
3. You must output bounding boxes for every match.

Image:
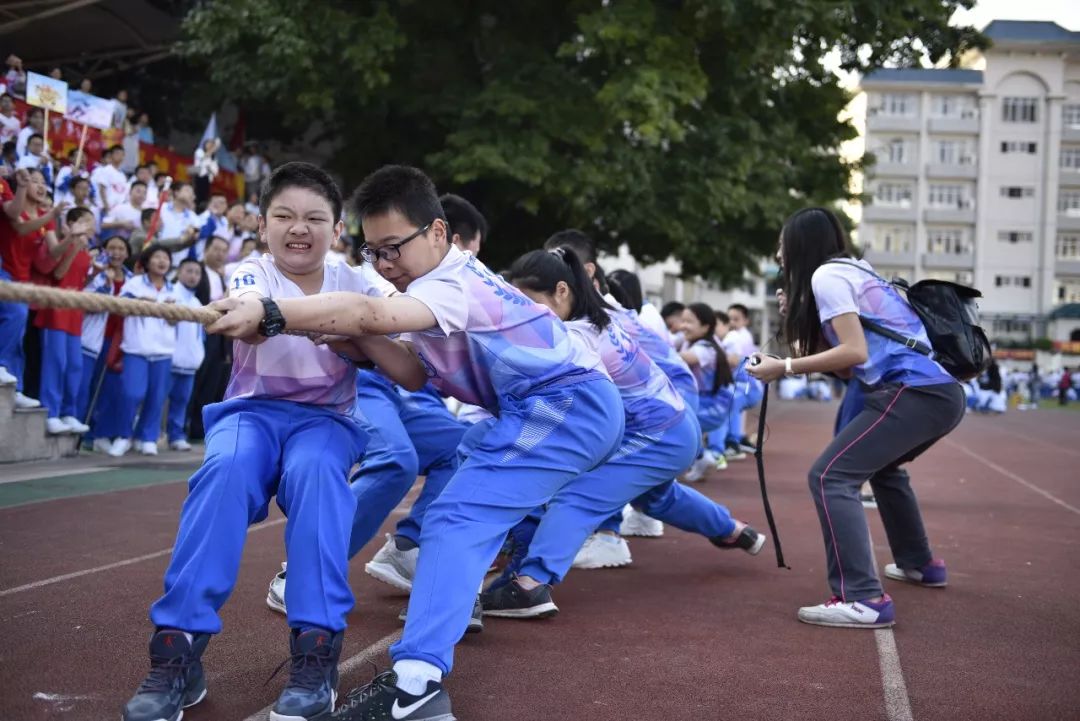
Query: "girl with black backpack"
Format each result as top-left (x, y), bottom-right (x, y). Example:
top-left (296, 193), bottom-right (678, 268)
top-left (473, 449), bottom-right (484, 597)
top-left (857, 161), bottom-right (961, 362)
top-left (747, 207), bottom-right (965, 629)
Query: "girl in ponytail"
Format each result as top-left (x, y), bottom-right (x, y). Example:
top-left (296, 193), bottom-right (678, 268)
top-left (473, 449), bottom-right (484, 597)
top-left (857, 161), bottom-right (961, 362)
top-left (678, 302), bottom-right (735, 478)
top-left (481, 247), bottom-right (764, 618)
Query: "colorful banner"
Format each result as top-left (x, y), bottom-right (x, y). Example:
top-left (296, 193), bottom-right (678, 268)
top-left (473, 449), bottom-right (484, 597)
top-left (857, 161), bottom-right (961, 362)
top-left (1053, 341), bottom-right (1080, 355)
top-left (26, 72), bottom-right (68, 113)
top-left (66, 90), bottom-right (114, 130)
top-left (14, 98), bottom-right (242, 202)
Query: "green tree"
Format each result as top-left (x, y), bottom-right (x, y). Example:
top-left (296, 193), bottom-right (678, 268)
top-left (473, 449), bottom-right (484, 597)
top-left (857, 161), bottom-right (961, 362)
top-left (181, 0), bottom-right (983, 281)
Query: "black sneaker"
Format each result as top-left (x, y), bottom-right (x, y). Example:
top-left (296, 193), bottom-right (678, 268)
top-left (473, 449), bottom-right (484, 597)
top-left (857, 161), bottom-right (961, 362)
top-left (269, 628), bottom-right (343, 721)
top-left (122, 629), bottom-right (210, 721)
top-left (737, 436), bottom-right (757, 454)
top-left (711, 525), bottom-right (767, 556)
top-left (332, 670), bottom-right (455, 720)
top-left (399, 596), bottom-right (483, 634)
top-left (480, 578), bottom-right (559, 619)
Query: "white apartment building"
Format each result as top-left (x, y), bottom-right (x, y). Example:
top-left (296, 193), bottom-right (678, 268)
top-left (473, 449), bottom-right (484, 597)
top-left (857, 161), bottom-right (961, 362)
top-left (860, 20), bottom-right (1080, 344)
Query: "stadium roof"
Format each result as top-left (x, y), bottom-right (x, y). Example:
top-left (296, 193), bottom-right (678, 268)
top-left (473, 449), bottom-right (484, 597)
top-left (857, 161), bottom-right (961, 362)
top-left (0, 0), bottom-right (180, 81)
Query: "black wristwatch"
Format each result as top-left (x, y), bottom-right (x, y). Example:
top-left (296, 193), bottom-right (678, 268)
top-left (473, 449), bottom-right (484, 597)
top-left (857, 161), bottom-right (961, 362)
top-left (257, 297), bottom-right (286, 337)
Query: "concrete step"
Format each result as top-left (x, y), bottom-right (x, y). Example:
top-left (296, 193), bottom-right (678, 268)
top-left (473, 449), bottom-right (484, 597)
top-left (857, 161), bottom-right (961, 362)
top-left (0, 384), bottom-right (82, 464)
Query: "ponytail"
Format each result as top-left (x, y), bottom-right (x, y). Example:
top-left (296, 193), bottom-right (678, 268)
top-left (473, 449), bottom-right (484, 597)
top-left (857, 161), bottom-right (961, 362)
top-left (509, 247), bottom-right (612, 330)
top-left (686, 302), bottom-right (733, 394)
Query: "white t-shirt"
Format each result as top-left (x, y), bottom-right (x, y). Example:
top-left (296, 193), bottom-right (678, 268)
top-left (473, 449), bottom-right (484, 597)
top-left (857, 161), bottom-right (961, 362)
top-left (225, 256), bottom-right (390, 413)
top-left (119, 274), bottom-right (177, 358)
top-left (637, 301), bottom-right (669, 343)
top-left (15, 125), bottom-right (35, 157)
top-left (103, 202), bottom-right (142, 238)
top-left (722, 327), bottom-right (757, 359)
top-left (90, 163), bottom-right (129, 210)
top-left (0, 113), bottom-right (20, 144)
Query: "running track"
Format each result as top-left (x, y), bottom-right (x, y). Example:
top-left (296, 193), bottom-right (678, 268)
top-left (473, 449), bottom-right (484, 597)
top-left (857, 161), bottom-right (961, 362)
top-left (0, 400), bottom-right (1077, 721)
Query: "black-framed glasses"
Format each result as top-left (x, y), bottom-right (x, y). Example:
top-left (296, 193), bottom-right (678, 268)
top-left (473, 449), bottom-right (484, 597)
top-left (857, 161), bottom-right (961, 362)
top-left (359, 222), bottom-right (432, 263)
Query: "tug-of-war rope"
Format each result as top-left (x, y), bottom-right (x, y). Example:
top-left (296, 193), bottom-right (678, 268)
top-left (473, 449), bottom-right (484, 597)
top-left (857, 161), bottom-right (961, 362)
top-left (0, 281), bottom-right (223, 325)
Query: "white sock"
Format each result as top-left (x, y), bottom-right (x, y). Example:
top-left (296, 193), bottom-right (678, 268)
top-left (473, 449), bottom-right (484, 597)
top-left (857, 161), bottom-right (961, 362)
top-left (393, 659), bottom-right (442, 696)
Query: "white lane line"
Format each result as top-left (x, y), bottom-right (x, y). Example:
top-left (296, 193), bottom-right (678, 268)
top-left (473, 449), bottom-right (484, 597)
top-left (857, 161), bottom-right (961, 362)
top-left (0, 518), bottom-right (286, 598)
top-left (875, 629), bottom-right (915, 721)
top-left (865, 517), bottom-right (915, 721)
top-left (944, 438), bottom-right (1080, 516)
top-left (242, 630), bottom-right (402, 721)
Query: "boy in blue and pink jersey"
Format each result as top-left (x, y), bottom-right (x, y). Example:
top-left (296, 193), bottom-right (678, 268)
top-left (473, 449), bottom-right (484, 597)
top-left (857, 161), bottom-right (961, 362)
top-left (122, 163), bottom-right (375, 721)
top-left (207, 165), bottom-right (624, 721)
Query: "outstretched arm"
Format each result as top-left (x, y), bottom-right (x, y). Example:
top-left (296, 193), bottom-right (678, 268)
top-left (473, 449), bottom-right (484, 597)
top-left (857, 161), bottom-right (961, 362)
top-left (208, 292), bottom-right (437, 338)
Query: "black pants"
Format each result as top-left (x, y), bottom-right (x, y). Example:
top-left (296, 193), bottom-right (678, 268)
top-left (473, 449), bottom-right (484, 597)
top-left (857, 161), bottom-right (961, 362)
top-left (187, 334), bottom-right (230, 440)
top-left (808, 381), bottom-right (965, 601)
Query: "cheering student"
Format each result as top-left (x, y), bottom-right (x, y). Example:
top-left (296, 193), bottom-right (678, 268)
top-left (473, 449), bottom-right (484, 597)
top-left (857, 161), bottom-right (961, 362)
top-left (746, 207), bottom-right (963, 629)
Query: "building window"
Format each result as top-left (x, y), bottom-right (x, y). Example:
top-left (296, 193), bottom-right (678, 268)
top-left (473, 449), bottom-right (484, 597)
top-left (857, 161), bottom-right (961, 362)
top-left (1002, 97), bottom-right (1038, 123)
top-left (868, 225), bottom-right (914, 254)
top-left (1064, 104), bottom-right (1080, 128)
top-left (992, 318), bottom-right (1032, 335)
top-left (994, 275), bottom-right (1032, 288)
top-left (927, 228), bottom-right (971, 255)
top-left (927, 184), bottom-right (971, 208)
top-left (925, 270), bottom-right (974, 285)
top-left (998, 231), bottom-right (1034, 244)
top-left (1000, 186), bottom-right (1035, 199)
top-left (885, 138), bottom-right (911, 164)
top-left (1060, 191), bottom-right (1080, 215)
top-left (1057, 234), bottom-right (1080, 260)
top-left (931, 94), bottom-right (975, 118)
top-left (873, 183), bottom-right (914, 207)
top-left (876, 93), bottom-right (916, 117)
top-left (1057, 280), bottom-right (1080, 303)
top-left (1001, 141), bottom-right (1037, 154)
top-left (1061, 147), bottom-right (1080, 171)
top-left (932, 139), bottom-right (974, 165)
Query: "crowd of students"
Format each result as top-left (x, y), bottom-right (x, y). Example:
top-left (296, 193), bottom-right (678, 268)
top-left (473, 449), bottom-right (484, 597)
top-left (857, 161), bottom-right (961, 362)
top-left (7, 160), bottom-right (948, 721)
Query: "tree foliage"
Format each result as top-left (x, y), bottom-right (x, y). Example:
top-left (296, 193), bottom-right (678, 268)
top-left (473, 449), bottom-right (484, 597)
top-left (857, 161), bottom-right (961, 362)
top-left (182, 0), bottom-right (983, 281)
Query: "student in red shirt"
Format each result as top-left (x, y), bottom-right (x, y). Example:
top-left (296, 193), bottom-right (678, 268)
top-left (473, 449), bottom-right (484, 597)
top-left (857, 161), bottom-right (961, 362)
top-left (33, 207), bottom-right (95, 434)
top-left (0, 167), bottom-right (65, 407)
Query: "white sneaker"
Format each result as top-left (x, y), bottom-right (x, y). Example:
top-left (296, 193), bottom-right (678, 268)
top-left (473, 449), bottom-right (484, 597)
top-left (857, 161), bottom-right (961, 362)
top-left (364, 534), bottom-right (419, 591)
top-left (46, 417), bottom-right (73, 434)
top-left (60, 416), bottom-right (90, 434)
top-left (108, 438), bottom-right (132, 457)
top-left (797, 594), bottom-right (895, 629)
top-left (620, 506), bottom-right (664, 537)
top-left (14, 392), bottom-right (41, 409)
top-left (572, 533), bottom-right (632, 569)
top-left (169, 439), bottom-right (192, 451)
top-left (683, 452), bottom-right (713, 482)
top-left (93, 437), bottom-right (114, 454)
top-left (266, 562), bottom-right (287, 615)
top-left (0, 366), bottom-right (16, 385)
top-left (137, 441), bottom-right (159, 456)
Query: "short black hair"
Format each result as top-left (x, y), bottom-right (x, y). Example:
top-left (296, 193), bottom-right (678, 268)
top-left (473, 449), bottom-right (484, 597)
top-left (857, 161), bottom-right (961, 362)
top-left (177, 257), bottom-right (202, 271)
top-left (660, 301), bottom-right (685, 318)
top-left (135, 164), bottom-right (149, 173)
top-left (107, 144), bottom-right (123, 154)
top-left (727, 303), bottom-right (749, 318)
top-left (154, 172), bottom-right (169, 182)
top-left (544, 229), bottom-right (596, 265)
top-left (1, 141), bottom-right (13, 154)
top-left (27, 107), bottom-right (42, 119)
top-left (207, 235), bottom-right (230, 249)
top-left (714, 310), bottom-right (730, 325)
top-left (260, 161), bottom-right (342, 220)
top-left (440, 193), bottom-right (487, 245)
top-left (608, 269), bottom-right (644, 313)
top-left (171, 181), bottom-right (190, 194)
top-left (65, 206), bottom-right (94, 226)
top-left (104, 235), bottom-right (131, 255)
top-left (28, 133), bottom-right (43, 144)
top-left (71, 176), bottom-right (90, 188)
top-left (209, 191), bottom-right (227, 200)
top-left (351, 165), bottom-right (445, 230)
top-left (140, 208), bottom-right (155, 223)
top-left (130, 180), bottom-right (147, 190)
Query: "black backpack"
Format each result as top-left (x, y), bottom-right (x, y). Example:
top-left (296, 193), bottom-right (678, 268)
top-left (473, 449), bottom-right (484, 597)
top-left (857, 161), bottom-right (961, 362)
top-left (826, 260), bottom-right (992, 381)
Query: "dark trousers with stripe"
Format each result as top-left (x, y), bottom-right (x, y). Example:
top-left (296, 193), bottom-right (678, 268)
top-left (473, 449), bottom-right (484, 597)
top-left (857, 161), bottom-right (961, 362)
top-left (808, 381), bottom-right (964, 601)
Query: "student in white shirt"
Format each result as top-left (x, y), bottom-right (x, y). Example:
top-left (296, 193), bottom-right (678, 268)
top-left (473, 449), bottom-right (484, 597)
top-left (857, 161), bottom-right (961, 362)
top-left (90, 145), bottom-right (130, 212)
top-left (14, 107), bottom-right (42, 157)
top-left (129, 165), bottom-right (159, 209)
top-left (0, 94), bottom-right (20, 144)
top-left (166, 259), bottom-right (205, 451)
top-left (101, 181), bottom-right (146, 240)
top-left (157, 181), bottom-right (201, 264)
top-left (111, 244), bottom-right (177, 457)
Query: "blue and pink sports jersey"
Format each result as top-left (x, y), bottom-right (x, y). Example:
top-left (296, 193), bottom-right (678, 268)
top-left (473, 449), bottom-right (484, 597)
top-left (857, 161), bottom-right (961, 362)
top-left (403, 246), bottom-right (608, 413)
top-left (605, 298), bottom-right (697, 402)
top-left (812, 259), bottom-right (952, 388)
top-left (566, 316), bottom-right (685, 434)
top-left (227, 257), bottom-right (389, 414)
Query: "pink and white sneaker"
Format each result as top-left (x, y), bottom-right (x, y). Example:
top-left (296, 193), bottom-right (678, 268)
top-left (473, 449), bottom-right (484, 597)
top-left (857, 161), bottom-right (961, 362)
top-left (797, 594), bottom-right (895, 628)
